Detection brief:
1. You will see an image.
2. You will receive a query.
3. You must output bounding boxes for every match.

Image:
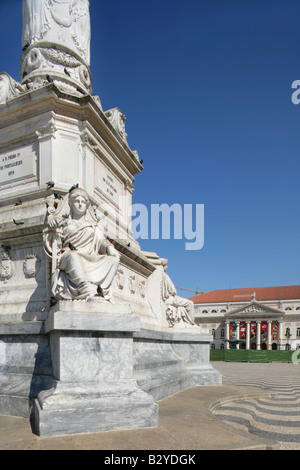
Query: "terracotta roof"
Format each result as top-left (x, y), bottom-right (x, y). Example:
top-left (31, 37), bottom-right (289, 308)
top-left (189, 286), bottom-right (300, 304)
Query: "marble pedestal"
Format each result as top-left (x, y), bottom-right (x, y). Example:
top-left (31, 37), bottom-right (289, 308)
top-left (0, 301), bottom-right (221, 437)
top-left (133, 329), bottom-right (222, 401)
top-left (33, 301), bottom-right (158, 437)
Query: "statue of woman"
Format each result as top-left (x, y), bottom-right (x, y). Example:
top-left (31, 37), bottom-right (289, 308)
top-left (161, 260), bottom-right (196, 328)
top-left (44, 188), bottom-right (120, 302)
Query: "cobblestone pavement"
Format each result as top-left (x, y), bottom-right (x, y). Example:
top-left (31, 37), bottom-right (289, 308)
top-left (213, 362), bottom-right (300, 450)
top-left (0, 384), bottom-right (277, 450)
top-left (1, 362), bottom-right (298, 450)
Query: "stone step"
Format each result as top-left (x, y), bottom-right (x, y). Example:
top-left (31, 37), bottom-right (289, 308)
top-left (134, 361), bottom-right (194, 401)
top-left (0, 372), bottom-right (55, 418)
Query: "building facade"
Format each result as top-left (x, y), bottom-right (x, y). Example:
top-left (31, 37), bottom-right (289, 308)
top-left (190, 286), bottom-right (300, 350)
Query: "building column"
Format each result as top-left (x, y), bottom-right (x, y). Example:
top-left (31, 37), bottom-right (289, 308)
top-left (267, 321), bottom-right (272, 350)
top-left (236, 322), bottom-right (240, 350)
top-left (225, 322), bottom-right (230, 349)
top-left (246, 321), bottom-right (251, 350)
top-left (256, 321), bottom-right (261, 350)
top-left (278, 321), bottom-right (283, 351)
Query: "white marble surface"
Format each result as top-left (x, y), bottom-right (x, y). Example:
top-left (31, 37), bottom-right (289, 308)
top-left (34, 308), bottom-right (159, 436)
top-left (22, 0), bottom-right (91, 65)
top-left (45, 301), bottom-right (139, 333)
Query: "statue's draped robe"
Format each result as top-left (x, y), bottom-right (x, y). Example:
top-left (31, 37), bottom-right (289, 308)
top-left (162, 272), bottom-right (195, 325)
top-left (22, 0), bottom-right (91, 64)
top-left (52, 220), bottom-right (119, 300)
top-left (23, 0), bottom-right (50, 46)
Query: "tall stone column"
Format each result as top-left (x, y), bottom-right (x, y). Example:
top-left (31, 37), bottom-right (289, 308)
top-left (21, 0), bottom-right (92, 96)
top-left (246, 321), bottom-right (251, 350)
top-left (267, 321), bottom-right (272, 350)
top-left (256, 321), bottom-right (261, 350)
top-left (278, 321), bottom-right (283, 351)
top-left (225, 322), bottom-right (230, 349)
top-left (236, 321), bottom-right (240, 350)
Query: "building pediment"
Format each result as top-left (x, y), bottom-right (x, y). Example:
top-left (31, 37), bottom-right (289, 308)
top-left (225, 300), bottom-right (283, 320)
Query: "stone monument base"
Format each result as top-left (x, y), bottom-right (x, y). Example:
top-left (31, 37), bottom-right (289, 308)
top-left (32, 301), bottom-right (158, 437)
top-left (133, 329), bottom-right (221, 401)
top-left (0, 320), bottom-right (54, 419)
top-left (33, 381), bottom-right (158, 437)
top-left (0, 301), bottom-right (221, 437)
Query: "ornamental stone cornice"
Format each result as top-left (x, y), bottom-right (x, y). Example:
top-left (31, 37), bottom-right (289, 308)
top-left (0, 84), bottom-right (143, 177)
top-left (225, 300), bottom-right (284, 320)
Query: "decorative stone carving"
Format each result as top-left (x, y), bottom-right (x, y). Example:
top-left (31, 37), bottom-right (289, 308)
top-left (21, 47), bottom-right (92, 93)
top-left (116, 268), bottom-right (125, 290)
top-left (0, 252), bottom-right (15, 283)
top-left (23, 254), bottom-right (41, 278)
top-left (0, 73), bottom-right (26, 104)
top-left (243, 305), bottom-right (265, 313)
top-left (139, 279), bottom-right (146, 299)
top-left (21, 0), bottom-right (92, 96)
top-left (160, 259), bottom-right (196, 328)
top-left (105, 108), bottom-right (128, 144)
top-left (22, 0), bottom-right (91, 65)
top-left (43, 187), bottom-right (120, 302)
top-left (92, 95), bottom-right (102, 110)
top-left (124, 179), bottom-right (135, 194)
top-left (129, 274), bottom-right (136, 294)
top-left (35, 122), bottom-right (57, 140)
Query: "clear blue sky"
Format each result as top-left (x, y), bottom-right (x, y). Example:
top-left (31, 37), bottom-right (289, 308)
top-left (1, 0), bottom-right (300, 297)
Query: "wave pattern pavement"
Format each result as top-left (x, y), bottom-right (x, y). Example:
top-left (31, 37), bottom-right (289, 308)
top-left (212, 362), bottom-right (300, 450)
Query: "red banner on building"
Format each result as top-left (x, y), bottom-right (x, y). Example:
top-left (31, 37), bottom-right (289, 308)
top-left (261, 321), bottom-right (268, 343)
top-left (239, 322), bottom-right (246, 340)
top-left (250, 321), bottom-right (256, 340)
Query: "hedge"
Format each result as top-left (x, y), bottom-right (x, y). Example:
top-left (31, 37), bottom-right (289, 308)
top-left (210, 349), bottom-right (296, 363)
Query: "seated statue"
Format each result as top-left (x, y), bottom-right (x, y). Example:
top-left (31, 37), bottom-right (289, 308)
top-left (44, 187), bottom-right (120, 302)
top-left (161, 259), bottom-right (196, 328)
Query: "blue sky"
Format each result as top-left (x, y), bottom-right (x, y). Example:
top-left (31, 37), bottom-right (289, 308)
top-left (1, 0), bottom-right (300, 297)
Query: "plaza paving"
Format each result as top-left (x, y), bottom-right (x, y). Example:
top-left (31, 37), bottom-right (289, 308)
top-left (1, 362), bottom-right (300, 450)
top-left (213, 361), bottom-right (300, 450)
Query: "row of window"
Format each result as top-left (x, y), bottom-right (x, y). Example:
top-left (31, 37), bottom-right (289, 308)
top-left (211, 327), bottom-right (300, 339)
top-left (202, 310), bottom-right (226, 314)
top-left (211, 343), bottom-right (300, 350)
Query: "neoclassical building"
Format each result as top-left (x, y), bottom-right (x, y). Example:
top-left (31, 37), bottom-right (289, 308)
top-left (190, 286), bottom-right (300, 350)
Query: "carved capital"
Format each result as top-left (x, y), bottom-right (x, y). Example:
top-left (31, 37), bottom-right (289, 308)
top-left (35, 122), bottom-right (57, 140)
